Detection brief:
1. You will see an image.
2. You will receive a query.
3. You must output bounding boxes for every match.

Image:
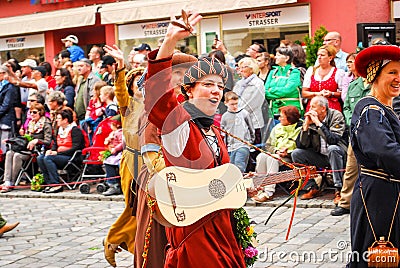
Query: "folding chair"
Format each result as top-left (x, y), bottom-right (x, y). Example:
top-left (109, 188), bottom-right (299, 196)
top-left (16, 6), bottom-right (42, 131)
top-left (58, 150), bottom-right (83, 190)
top-left (14, 151), bottom-right (38, 186)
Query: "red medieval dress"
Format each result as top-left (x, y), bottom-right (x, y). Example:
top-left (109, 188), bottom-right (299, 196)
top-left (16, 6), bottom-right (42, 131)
top-left (144, 50), bottom-right (246, 268)
top-left (307, 67), bottom-right (342, 112)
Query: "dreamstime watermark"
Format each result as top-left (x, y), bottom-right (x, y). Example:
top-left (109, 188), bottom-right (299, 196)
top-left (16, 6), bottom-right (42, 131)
top-left (256, 240), bottom-right (374, 264)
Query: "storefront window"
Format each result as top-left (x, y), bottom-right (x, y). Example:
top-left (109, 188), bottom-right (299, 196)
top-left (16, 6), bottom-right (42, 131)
top-left (0, 34), bottom-right (45, 64)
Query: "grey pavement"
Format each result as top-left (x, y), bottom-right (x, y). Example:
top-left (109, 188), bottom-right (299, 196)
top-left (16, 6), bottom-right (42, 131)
top-left (0, 188), bottom-right (351, 267)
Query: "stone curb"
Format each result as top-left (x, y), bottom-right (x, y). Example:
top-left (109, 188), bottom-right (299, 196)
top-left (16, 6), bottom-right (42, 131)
top-left (0, 189), bottom-right (337, 209)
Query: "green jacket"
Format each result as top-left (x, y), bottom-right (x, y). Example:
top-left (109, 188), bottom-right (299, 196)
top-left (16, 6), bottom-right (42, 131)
top-left (266, 122), bottom-right (302, 154)
top-left (265, 65), bottom-right (302, 116)
top-left (343, 77), bottom-right (371, 126)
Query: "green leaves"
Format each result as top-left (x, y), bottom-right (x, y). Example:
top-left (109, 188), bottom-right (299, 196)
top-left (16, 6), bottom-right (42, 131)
top-left (304, 26), bottom-right (328, 68)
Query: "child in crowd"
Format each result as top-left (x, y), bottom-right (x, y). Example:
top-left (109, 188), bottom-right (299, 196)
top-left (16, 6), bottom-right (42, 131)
top-left (220, 91), bottom-right (255, 173)
top-left (100, 85), bottom-right (118, 117)
top-left (80, 81), bottom-right (106, 142)
top-left (102, 116), bottom-right (123, 196)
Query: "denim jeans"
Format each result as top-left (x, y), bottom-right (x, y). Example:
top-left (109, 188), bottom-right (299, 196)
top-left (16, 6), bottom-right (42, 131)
top-left (291, 145), bottom-right (346, 188)
top-left (37, 154), bottom-right (71, 185)
top-left (104, 164), bottom-right (119, 186)
top-left (229, 147), bottom-right (250, 173)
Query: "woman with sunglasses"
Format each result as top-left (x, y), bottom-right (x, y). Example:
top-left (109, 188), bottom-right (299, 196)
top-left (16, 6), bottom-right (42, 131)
top-left (0, 103), bottom-right (52, 193)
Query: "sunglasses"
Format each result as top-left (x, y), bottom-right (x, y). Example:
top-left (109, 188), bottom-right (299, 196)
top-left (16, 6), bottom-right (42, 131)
top-left (30, 110), bottom-right (39, 115)
top-left (28, 99), bottom-right (37, 102)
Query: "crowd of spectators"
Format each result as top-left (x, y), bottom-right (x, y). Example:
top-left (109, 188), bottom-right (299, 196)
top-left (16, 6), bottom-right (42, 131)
top-left (0, 31), bottom-right (390, 209)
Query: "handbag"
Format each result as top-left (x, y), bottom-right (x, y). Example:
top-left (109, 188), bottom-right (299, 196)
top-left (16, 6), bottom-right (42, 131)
top-left (5, 136), bottom-right (29, 153)
top-left (360, 182), bottom-right (400, 267)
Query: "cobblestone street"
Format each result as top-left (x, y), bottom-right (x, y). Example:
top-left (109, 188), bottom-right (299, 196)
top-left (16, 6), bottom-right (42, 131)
top-left (0, 192), bottom-right (350, 267)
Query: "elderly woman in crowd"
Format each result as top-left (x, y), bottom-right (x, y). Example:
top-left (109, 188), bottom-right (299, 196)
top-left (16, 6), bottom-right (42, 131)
top-left (37, 108), bottom-right (85, 194)
top-left (0, 103), bottom-right (52, 193)
top-left (348, 46), bottom-right (400, 267)
top-left (302, 45), bottom-right (345, 112)
top-left (265, 46), bottom-right (302, 118)
top-left (233, 57), bottom-right (265, 152)
top-left (252, 106), bottom-right (302, 202)
top-left (54, 67), bottom-right (75, 109)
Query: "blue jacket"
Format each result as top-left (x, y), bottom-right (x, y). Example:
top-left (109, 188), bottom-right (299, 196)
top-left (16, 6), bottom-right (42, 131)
top-left (0, 81), bottom-right (17, 128)
top-left (67, 45), bottom-right (85, 62)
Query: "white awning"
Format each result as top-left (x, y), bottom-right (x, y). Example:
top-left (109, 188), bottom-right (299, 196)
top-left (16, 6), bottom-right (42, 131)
top-left (100, 0), bottom-right (298, 25)
top-left (0, 5), bottom-right (99, 37)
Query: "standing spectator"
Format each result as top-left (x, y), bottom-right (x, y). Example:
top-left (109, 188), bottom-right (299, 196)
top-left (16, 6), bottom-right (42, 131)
top-left (220, 91), bottom-right (255, 173)
top-left (11, 65), bottom-right (48, 103)
top-left (102, 117), bottom-right (123, 196)
top-left (61, 35), bottom-right (85, 63)
top-left (101, 55), bottom-right (116, 86)
top-left (54, 68), bottom-right (75, 109)
top-left (39, 62), bottom-right (56, 91)
top-left (58, 50), bottom-right (71, 67)
top-left (133, 43), bottom-right (151, 56)
top-left (0, 214), bottom-right (19, 237)
top-left (100, 86), bottom-right (118, 117)
top-left (75, 58), bottom-right (101, 122)
top-left (252, 106), bottom-right (302, 202)
top-left (246, 42), bottom-right (266, 59)
top-left (340, 53), bottom-right (358, 102)
top-left (53, 54), bottom-right (61, 70)
top-left (0, 66), bottom-right (18, 153)
top-left (88, 45), bottom-right (104, 77)
top-left (292, 96), bottom-right (347, 200)
top-left (302, 45), bottom-right (345, 112)
top-left (17, 58), bottom-right (37, 106)
top-left (233, 57), bottom-right (265, 148)
top-left (290, 43), bottom-right (307, 83)
top-left (256, 52), bottom-right (272, 83)
top-left (37, 108), bottom-right (84, 194)
top-left (265, 47), bottom-right (303, 118)
top-left (322, 31), bottom-right (349, 71)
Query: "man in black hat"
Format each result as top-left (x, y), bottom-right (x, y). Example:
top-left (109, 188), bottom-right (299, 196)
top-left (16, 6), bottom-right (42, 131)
top-left (134, 43), bottom-right (151, 56)
top-left (101, 55), bottom-right (116, 86)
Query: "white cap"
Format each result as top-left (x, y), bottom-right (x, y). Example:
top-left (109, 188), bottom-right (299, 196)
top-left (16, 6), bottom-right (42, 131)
top-left (61, 35), bottom-right (78, 44)
top-left (19, 59), bottom-right (37, 68)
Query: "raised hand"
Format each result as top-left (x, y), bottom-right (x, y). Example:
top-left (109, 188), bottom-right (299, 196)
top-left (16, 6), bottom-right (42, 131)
top-left (103, 44), bottom-right (125, 68)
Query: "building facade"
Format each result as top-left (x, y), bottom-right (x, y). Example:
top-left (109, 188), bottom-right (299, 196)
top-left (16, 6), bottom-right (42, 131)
top-left (0, 0), bottom-right (394, 66)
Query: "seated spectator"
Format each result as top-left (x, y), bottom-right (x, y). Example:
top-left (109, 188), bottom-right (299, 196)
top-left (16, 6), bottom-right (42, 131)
top-left (1, 103), bottom-right (52, 193)
top-left (21, 93), bottom-right (48, 134)
top-left (252, 106), bottom-right (302, 202)
top-left (37, 109), bottom-right (85, 194)
top-left (102, 116), bottom-right (123, 196)
top-left (81, 81), bottom-right (107, 143)
top-left (220, 91), bottom-right (255, 173)
top-left (291, 96), bottom-right (348, 200)
top-left (54, 68), bottom-right (75, 109)
top-left (100, 86), bottom-right (118, 117)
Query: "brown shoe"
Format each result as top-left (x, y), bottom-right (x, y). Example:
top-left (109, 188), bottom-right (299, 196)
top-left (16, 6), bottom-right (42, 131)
top-left (333, 191), bottom-right (341, 205)
top-left (0, 222), bottom-right (20, 237)
top-left (300, 189), bottom-right (320, 200)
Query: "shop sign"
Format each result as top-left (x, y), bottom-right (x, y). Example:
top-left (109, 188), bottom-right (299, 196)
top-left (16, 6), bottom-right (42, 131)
top-left (0, 34), bottom-right (44, 51)
top-left (222, 5), bottom-right (308, 30)
top-left (119, 21), bottom-right (170, 40)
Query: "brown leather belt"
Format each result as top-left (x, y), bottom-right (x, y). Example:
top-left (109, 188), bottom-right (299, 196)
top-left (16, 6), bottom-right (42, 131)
top-left (360, 166), bottom-right (400, 183)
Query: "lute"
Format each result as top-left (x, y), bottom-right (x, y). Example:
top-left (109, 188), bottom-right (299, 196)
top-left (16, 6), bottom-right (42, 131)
top-left (153, 163), bottom-right (316, 227)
